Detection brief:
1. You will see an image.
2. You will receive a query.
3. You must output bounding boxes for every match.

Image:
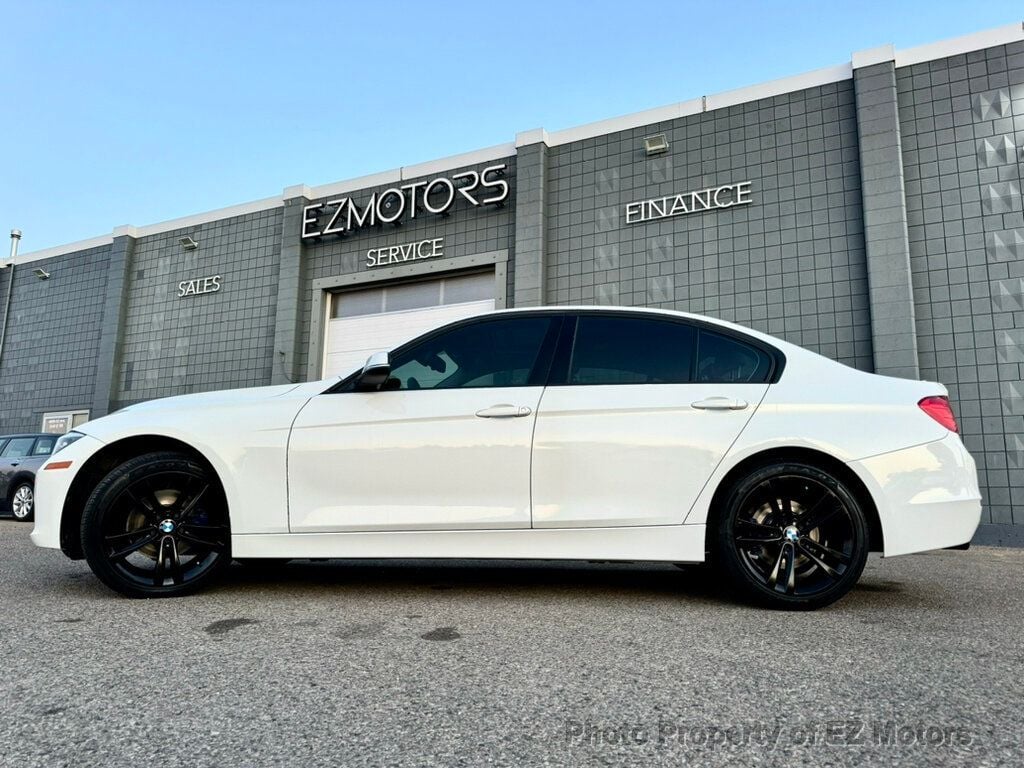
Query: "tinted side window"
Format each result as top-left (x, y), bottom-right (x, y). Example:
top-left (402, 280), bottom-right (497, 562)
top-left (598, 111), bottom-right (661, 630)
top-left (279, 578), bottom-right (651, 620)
top-left (1, 437), bottom-right (35, 458)
top-left (569, 316), bottom-right (695, 385)
top-left (33, 436), bottom-right (57, 456)
top-left (696, 330), bottom-right (772, 383)
top-left (385, 317), bottom-right (554, 390)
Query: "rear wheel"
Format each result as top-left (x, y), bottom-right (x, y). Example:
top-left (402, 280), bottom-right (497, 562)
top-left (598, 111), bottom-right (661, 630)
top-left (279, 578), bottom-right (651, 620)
top-left (11, 483), bottom-right (34, 522)
top-left (713, 462), bottom-right (869, 610)
top-left (80, 452), bottom-right (231, 598)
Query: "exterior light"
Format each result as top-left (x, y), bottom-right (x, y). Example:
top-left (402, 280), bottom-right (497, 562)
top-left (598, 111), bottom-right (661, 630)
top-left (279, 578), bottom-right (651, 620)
top-left (643, 134), bottom-right (669, 155)
top-left (179, 236), bottom-right (199, 251)
top-left (34, 268), bottom-right (50, 280)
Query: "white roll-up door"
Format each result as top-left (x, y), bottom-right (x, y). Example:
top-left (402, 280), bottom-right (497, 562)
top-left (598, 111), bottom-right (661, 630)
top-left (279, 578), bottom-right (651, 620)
top-left (322, 272), bottom-right (496, 378)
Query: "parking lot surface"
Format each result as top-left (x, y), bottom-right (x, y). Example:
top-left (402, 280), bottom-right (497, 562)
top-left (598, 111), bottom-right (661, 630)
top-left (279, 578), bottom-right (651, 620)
top-left (1, 519), bottom-right (1022, 767)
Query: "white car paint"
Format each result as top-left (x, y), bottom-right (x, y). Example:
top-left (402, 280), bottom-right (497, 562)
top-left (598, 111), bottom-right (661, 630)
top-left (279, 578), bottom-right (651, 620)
top-left (288, 386), bottom-right (543, 531)
top-left (531, 382), bottom-right (769, 527)
top-left (31, 307), bottom-right (981, 564)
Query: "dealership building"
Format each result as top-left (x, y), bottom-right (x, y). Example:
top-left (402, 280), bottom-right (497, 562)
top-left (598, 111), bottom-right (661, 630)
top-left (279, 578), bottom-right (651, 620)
top-left (1, 24), bottom-right (1023, 539)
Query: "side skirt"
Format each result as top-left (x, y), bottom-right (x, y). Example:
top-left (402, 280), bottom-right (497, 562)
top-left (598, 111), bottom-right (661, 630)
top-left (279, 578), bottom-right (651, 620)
top-left (232, 524), bottom-right (707, 563)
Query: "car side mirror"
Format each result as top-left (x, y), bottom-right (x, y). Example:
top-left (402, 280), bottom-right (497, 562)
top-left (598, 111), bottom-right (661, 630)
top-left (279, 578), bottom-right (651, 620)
top-left (356, 351), bottom-right (391, 391)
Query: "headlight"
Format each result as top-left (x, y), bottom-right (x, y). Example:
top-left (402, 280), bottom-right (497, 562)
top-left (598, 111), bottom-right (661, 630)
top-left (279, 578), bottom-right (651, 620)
top-left (53, 431), bottom-right (85, 454)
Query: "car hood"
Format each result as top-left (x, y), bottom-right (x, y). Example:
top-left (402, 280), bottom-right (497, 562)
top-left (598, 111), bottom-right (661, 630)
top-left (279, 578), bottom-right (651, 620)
top-left (75, 380), bottom-right (333, 441)
top-left (115, 382), bottom-right (313, 414)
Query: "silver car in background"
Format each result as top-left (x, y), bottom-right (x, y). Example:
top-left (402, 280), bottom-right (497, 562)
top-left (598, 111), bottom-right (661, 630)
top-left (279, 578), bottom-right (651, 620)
top-left (0, 434), bottom-right (57, 522)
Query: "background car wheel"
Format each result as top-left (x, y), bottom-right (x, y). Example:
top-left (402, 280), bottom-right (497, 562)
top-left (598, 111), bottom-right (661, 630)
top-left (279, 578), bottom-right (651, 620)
top-left (11, 483), bottom-right (34, 522)
top-left (80, 451), bottom-right (231, 598)
top-left (713, 461), bottom-right (869, 610)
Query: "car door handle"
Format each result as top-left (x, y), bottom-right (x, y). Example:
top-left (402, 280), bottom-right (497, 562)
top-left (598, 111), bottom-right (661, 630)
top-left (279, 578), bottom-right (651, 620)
top-left (475, 404), bottom-right (532, 419)
top-left (691, 397), bottom-right (748, 411)
top-left (9, 461), bottom-right (19, 467)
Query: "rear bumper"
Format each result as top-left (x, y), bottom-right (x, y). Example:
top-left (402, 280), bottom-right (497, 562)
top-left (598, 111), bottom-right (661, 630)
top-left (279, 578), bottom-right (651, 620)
top-left (849, 432), bottom-right (982, 557)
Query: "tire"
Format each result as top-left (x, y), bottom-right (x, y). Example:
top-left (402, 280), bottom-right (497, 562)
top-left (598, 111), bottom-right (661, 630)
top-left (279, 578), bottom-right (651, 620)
top-left (712, 461), bottom-right (869, 610)
top-left (80, 451), bottom-right (231, 598)
top-left (11, 483), bottom-right (34, 522)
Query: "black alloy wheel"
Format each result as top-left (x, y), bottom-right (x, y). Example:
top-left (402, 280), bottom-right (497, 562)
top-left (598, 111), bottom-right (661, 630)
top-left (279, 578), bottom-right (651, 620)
top-left (714, 462), bottom-right (869, 610)
top-left (81, 452), bottom-right (231, 598)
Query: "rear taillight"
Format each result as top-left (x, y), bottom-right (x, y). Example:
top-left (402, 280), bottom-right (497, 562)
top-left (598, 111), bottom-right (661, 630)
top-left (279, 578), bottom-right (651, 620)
top-left (918, 395), bottom-right (958, 432)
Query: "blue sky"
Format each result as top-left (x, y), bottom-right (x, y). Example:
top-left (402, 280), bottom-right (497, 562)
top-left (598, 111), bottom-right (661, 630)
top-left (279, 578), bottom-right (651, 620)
top-left (2, 1), bottom-right (1021, 252)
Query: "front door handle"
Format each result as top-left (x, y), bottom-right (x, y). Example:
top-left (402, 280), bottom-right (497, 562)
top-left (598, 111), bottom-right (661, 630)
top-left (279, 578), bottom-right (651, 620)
top-left (10, 461), bottom-right (19, 467)
top-left (691, 397), bottom-right (748, 411)
top-left (475, 404), bottom-right (532, 419)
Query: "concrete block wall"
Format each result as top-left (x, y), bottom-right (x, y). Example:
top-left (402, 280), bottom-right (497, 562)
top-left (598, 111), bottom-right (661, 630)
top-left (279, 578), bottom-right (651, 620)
top-left (854, 61), bottom-right (920, 379)
top-left (112, 208), bottom-right (283, 409)
top-left (543, 80), bottom-right (875, 372)
top-left (0, 244), bottom-right (111, 432)
top-left (897, 39), bottom-right (1024, 527)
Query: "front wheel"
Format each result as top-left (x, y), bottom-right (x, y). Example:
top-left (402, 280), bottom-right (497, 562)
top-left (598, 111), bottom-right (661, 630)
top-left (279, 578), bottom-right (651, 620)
top-left (713, 462), bottom-right (869, 610)
top-left (11, 483), bottom-right (34, 522)
top-left (80, 452), bottom-right (231, 598)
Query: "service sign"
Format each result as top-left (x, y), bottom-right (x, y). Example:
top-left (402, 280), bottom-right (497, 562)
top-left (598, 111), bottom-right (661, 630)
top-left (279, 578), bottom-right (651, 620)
top-left (367, 237), bottom-right (444, 268)
top-left (625, 181), bottom-right (752, 224)
top-left (301, 164), bottom-right (509, 240)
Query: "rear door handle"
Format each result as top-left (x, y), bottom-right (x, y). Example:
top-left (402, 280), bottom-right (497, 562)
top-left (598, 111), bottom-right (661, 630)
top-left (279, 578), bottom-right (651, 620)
top-left (691, 397), bottom-right (748, 411)
top-left (475, 404), bottom-right (532, 419)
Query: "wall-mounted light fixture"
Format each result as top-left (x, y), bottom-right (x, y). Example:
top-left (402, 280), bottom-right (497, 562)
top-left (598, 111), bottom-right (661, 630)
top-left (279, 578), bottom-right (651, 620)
top-left (33, 267), bottom-right (50, 280)
top-left (643, 134), bottom-right (670, 155)
top-left (179, 236), bottom-right (199, 251)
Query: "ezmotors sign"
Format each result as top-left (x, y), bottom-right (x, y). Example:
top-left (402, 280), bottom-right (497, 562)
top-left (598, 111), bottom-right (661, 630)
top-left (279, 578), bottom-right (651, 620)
top-left (625, 181), bottom-right (752, 224)
top-left (301, 164), bottom-right (509, 240)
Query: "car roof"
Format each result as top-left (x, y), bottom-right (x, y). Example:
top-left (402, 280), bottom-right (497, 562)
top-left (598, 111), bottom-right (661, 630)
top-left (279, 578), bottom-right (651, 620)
top-left (0, 433), bottom-right (52, 440)
top-left (483, 305), bottom-right (802, 355)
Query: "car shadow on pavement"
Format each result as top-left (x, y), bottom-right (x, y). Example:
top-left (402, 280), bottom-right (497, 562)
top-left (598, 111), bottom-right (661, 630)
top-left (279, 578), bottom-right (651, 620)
top-left (222, 558), bottom-right (732, 603)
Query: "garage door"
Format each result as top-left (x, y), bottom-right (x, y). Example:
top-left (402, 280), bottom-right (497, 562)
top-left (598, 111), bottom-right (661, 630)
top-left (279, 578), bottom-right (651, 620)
top-left (323, 271), bottom-right (496, 378)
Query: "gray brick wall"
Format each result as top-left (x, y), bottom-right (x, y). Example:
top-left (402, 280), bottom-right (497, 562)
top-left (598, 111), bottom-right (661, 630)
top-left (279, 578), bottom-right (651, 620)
top-left (543, 80), bottom-right (874, 372)
top-left (854, 61), bottom-right (920, 379)
top-left (112, 208), bottom-right (282, 408)
top-left (898, 40), bottom-right (1024, 526)
top-left (0, 245), bottom-right (111, 432)
top-left (295, 156), bottom-right (516, 378)
top-left (513, 142), bottom-right (547, 307)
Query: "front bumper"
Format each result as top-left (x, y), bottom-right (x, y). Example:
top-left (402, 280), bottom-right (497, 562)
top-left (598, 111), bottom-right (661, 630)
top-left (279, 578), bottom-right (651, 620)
top-left (849, 432), bottom-right (982, 557)
top-left (30, 433), bottom-right (106, 551)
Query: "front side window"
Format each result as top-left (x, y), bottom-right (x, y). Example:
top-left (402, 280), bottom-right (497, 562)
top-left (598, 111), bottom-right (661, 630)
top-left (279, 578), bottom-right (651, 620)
top-left (383, 316), bottom-right (554, 391)
top-left (695, 330), bottom-right (773, 383)
top-left (569, 315), bottom-right (695, 385)
top-left (1, 437), bottom-right (35, 458)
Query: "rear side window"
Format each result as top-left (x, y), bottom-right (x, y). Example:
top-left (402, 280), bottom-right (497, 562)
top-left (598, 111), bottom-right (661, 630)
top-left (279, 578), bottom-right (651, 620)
top-left (696, 330), bottom-right (773, 383)
top-left (1, 437), bottom-right (35, 458)
top-left (33, 436), bottom-right (57, 456)
top-left (569, 316), bottom-right (695, 385)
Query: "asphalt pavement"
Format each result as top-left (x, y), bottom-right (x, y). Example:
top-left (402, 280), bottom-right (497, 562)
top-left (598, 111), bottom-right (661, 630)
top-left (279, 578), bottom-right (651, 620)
top-left (1, 519), bottom-right (1022, 767)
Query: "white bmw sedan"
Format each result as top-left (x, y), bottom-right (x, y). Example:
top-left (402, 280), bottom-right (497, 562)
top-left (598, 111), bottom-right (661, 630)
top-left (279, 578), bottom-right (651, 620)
top-left (32, 308), bottom-right (981, 609)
